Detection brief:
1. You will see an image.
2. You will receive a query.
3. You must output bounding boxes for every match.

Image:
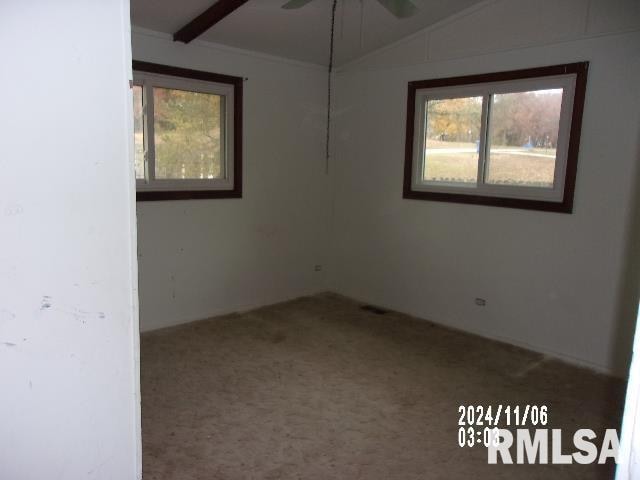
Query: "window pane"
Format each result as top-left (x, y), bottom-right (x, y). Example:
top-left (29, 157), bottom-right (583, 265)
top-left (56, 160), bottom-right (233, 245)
top-left (153, 88), bottom-right (222, 180)
top-left (133, 85), bottom-right (145, 180)
top-left (485, 89), bottom-right (562, 188)
top-left (423, 96), bottom-right (483, 184)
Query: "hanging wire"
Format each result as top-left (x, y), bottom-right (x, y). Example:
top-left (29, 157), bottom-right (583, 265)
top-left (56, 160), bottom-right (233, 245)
top-left (359, 0), bottom-right (364, 51)
top-left (325, 0), bottom-right (338, 173)
top-left (340, 0), bottom-right (346, 40)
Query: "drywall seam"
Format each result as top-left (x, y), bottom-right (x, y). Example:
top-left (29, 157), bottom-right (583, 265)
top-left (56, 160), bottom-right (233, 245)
top-left (335, 0), bottom-right (500, 72)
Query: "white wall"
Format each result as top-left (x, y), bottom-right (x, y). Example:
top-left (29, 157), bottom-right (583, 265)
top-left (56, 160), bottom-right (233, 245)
top-left (330, 0), bottom-right (640, 376)
top-left (0, 1), bottom-right (140, 479)
top-left (132, 30), bottom-right (330, 331)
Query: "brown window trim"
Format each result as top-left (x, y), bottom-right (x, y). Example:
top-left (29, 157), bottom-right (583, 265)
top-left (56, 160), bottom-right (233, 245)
top-left (132, 60), bottom-right (243, 202)
top-left (403, 62), bottom-right (589, 213)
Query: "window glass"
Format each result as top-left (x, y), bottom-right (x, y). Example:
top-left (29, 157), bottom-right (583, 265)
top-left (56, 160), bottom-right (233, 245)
top-left (153, 87), bottom-right (223, 180)
top-left (423, 96), bottom-right (483, 184)
top-left (132, 85), bottom-right (145, 180)
top-left (485, 89), bottom-right (563, 188)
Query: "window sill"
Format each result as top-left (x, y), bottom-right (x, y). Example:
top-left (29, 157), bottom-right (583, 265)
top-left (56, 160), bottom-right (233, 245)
top-left (136, 189), bottom-right (242, 201)
top-left (402, 189), bottom-right (573, 213)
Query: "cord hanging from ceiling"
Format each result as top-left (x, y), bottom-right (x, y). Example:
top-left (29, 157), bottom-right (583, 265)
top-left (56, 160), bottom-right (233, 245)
top-left (359, 0), bottom-right (365, 50)
top-left (340, 0), bottom-right (346, 39)
top-left (325, 0), bottom-right (338, 173)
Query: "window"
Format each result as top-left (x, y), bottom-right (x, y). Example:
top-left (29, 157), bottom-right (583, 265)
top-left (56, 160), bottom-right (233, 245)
top-left (132, 61), bottom-right (243, 201)
top-left (403, 63), bottom-right (588, 213)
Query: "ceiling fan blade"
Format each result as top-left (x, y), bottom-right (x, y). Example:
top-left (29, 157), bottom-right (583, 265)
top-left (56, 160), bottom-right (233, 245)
top-left (376, 0), bottom-right (419, 18)
top-left (281, 0), bottom-right (316, 9)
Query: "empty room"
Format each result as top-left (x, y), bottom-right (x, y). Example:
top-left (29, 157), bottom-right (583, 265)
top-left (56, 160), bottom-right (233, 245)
top-left (3, 0), bottom-right (640, 479)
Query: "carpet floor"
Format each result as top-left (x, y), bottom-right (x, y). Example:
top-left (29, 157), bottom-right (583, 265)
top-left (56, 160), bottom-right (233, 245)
top-left (141, 293), bottom-right (626, 479)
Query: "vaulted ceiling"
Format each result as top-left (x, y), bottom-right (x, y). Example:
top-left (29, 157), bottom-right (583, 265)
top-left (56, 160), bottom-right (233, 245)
top-left (131, 0), bottom-right (486, 66)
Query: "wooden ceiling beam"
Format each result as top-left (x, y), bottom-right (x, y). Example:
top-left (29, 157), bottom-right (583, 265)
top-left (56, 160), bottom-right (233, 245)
top-left (173, 0), bottom-right (250, 44)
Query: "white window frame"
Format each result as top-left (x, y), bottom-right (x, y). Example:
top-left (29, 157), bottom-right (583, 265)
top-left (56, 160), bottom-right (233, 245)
top-left (403, 63), bottom-right (589, 213)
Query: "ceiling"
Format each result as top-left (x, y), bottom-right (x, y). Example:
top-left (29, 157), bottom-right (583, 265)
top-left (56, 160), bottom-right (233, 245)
top-left (131, 0), bottom-right (485, 66)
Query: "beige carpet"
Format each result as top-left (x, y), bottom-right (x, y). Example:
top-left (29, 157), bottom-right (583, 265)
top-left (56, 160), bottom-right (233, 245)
top-left (141, 293), bottom-right (626, 479)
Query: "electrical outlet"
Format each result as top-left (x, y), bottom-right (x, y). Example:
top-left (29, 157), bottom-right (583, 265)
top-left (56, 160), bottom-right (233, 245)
top-left (314, 265), bottom-right (322, 272)
top-left (475, 298), bottom-right (486, 306)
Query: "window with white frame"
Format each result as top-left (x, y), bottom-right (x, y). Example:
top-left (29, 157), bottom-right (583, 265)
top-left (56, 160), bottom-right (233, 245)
top-left (132, 61), bottom-right (243, 201)
top-left (403, 63), bottom-right (588, 213)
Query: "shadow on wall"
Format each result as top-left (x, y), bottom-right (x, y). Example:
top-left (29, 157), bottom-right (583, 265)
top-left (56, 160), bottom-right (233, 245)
top-left (611, 125), bottom-right (640, 378)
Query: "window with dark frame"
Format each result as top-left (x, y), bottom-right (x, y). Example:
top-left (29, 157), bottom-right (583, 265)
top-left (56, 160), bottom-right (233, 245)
top-left (403, 62), bottom-right (589, 213)
top-left (132, 61), bottom-right (243, 201)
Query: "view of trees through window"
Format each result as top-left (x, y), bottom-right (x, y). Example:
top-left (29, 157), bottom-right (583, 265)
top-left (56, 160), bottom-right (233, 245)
top-left (486, 90), bottom-right (562, 187)
top-left (424, 96), bottom-right (482, 183)
top-left (423, 89), bottom-right (563, 187)
top-left (133, 86), bottom-right (144, 179)
top-left (153, 87), bottom-right (223, 180)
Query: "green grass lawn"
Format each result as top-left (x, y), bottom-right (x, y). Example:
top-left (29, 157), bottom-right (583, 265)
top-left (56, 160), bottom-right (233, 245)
top-left (424, 140), bottom-right (556, 187)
